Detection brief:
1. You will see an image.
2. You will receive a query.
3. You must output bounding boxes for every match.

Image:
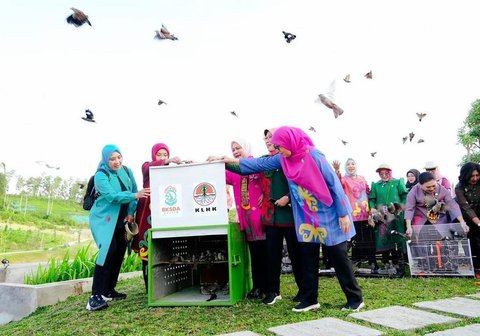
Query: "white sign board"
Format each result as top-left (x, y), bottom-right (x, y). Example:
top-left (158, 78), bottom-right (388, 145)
top-left (149, 162), bottom-right (228, 237)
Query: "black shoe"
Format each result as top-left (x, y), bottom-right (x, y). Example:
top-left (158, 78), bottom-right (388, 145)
top-left (102, 290), bottom-right (127, 301)
top-left (292, 301), bottom-right (320, 312)
top-left (262, 292), bottom-right (282, 305)
top-left (86, 295), bottom-right (108, 311)
top-left (292, 292), bottom-right (303, 302)
top-left (246, 288), bottom-right (263, 299)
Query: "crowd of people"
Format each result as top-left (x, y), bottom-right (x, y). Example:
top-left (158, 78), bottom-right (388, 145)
top-left (85, 126), bottom-right (480, 314)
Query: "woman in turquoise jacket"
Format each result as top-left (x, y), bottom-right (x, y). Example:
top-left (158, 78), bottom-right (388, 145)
top-left (86, 144), bottom-right (150, 311)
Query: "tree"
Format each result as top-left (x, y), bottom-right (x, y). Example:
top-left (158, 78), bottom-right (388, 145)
top-left (458, 98), bottom-right (480, 163)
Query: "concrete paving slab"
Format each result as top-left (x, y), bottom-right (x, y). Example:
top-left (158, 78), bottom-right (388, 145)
top-left (414, 297), bottom-right (480, 317)
top-left (349, 306), bottom-right (459, 330)
top-left (424, 323), bottom-right (480, 336)
top-left (268, 317), bottom-right (383, 336)
top-left (217, 332), bottom-right (262, 336)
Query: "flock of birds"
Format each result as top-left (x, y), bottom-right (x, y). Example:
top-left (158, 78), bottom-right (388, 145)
top-left (70, 7), bottom-right (429, 162)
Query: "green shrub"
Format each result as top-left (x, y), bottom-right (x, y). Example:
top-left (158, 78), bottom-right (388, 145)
top-left (24, 242), bottom-right (142, 285)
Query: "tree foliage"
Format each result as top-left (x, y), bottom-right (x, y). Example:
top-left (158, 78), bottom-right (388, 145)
top-left (458, 98), bottom-right (480, 163)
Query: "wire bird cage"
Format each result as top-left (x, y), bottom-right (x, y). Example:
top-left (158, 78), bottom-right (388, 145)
top-left (406, 223), bottom-right (474, 277)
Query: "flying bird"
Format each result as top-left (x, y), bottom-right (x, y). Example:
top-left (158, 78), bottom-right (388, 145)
top-left (308, 126), bottom-right (316, 132)
top-left (66, 7), bottom-right (92, 27)
top-left (417, 139), bottom-right (425, 143)
top-left (282, 31), bottom-right (296, 43)
top-left (158, 99), bottom-right (167, 106)
top-left (416, 112), bottom-right (427, 122)
top-left (230, 111), bottom-right (238, 117)
top-left (370, 152), bottom-right (377, 157)
top-left (402, 136), bottom-right (408, 144)
top-left (82, 109), bottom-right (95, 123)
top-left (78, 182), bottom-right (85, 189)
top-left (46, 164), bottom-right (60, 170)
top-left (364, 71), bottom-right (373, 79)
top-left (409, 132), bottom-right (415, 142)
top-left (338, 138), bottom-right (348, 146)
top-left (1, 258), bottom-right (9, 269)
top-left (343, 74), bottom-right (351, 83)
top-left (315, 80), bottom-right (344, 118)
top-left (154, 25), bottom-right (178, 40)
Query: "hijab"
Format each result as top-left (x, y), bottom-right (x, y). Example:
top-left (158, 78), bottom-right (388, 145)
top-left (231, 138), bottom-right (252, 158)
top-left (151, 143), bottom-right (170, 161)
top-left (405, 168), bottom-right (420, 190)
top-left (345, 158), bottom-right (357, 177)
top-left (97, 144), bottom-right (121, 173)
top-left (271, 126), bottom-right (333, 206)
top-left (264, 128), bottom-right (278, 156)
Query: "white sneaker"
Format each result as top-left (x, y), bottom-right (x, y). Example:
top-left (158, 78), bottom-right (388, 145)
top-left (292, 302), bottom-right (320, 312)
top-left (341, 301), bottom-right (365, 312)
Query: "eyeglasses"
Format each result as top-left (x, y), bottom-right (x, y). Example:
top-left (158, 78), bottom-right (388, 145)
top-left (273, 145), bottom-right (280, 150)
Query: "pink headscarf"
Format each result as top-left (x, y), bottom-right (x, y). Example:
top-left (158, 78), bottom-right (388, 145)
top-left (151, 143), bottom-right (170, 161)
top-left (271, 126), bottom-right (333, 207)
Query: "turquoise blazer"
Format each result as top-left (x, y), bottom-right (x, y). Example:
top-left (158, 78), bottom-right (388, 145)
top-left (89, 166), bottom-right (138, 266)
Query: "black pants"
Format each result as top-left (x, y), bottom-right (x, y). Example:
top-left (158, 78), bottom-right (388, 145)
top-left (92, 226), bottom-right (127, 296)
top-left (299, 241), bottom-right (363, 306)
top-left (467, 224), bottom-right (480, 270)
top-left (248, 240), bottom-right (268, 293)
top-left (265, 225), bottom-right (302, 294)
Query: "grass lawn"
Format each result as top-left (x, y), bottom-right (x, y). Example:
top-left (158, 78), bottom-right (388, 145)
top-left (2, 274), bottom-right (480, 335)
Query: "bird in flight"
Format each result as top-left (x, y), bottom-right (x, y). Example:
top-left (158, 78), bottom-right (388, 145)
top-left (338, 138), bottom-right (348, 146)
top-left (158, 99), bottom-right (167, 106)
top-left (78, 182), bottom-right (85, 189)
top-left (282, 31), bottom-right (296, 43)
top-left (343, 74), bottom-right (351, 83)
top-left (364, 71), bottom-right (373, 79)
top-left (409, 132), bottom-right (415, 142)
top-left (46, 164), bottom-right (60, 170)
top-left (416, 112), bottom-right (427, 122)
top-left (82, 109), bottom-right (95, 123)
top-left (315, 80), bottom-right (344, 118)
top-left (370, 152), bottom-right (377, 157)
top-left (66, 7), bottom-right (92, 27)
top-left (230, 111), bottom-right (238, 117)
top-left (308, 126), bottom-right (316, 133)
top-left (417, 139), bottom-right (425, 143)
top-left (402, 136), bottom-right (408, 144)
top-left (154, 25), bottom-right (178, 40)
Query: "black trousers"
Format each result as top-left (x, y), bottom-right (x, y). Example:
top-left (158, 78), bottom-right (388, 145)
top-left (299, 241), bottom-right (363, 306)
top-left (92, 226), bottom-right (127, 296)
top-left (247, 240), bottom-right (268, 293)
top-left (265, 225), bottom-right (302, 294)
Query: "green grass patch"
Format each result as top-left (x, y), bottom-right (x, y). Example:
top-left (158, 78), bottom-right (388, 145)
top-left (2, 275), bottom-right (480, 335)
top-left (0, 226), bottom-right (65, 252)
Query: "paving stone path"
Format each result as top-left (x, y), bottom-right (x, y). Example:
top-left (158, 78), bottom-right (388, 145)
top-left (218, 295), bottom-right (480, 336)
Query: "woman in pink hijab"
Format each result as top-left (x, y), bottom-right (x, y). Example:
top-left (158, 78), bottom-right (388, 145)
top-left (218, 126), bottom-right (364, 313)
top-left (132, 143), bottom-right (182, 292)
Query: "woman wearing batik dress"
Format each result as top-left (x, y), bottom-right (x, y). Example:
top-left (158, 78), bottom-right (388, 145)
top-left (333, 158), bottom-right (375, 270)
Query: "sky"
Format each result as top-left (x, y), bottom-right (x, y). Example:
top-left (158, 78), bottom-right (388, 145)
top-left (1, 0), bottom-right (479, 190)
